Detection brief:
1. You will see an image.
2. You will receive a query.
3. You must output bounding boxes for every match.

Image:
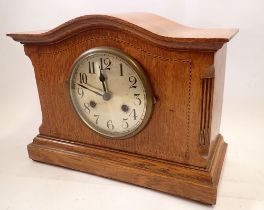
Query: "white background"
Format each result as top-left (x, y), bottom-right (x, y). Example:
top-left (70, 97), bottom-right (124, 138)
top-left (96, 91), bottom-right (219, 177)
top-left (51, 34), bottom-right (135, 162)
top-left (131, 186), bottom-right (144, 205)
top-left (0, 0), bottom-right (264, 209)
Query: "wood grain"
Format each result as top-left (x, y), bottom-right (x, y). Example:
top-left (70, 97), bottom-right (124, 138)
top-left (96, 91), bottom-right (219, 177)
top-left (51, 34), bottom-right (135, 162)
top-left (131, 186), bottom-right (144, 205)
top-left (8, 13), bottom-right (237, 204)
top-left (28, 134), bottom-right (227, 205)
top-left (7, 13), bottom-right (238, 51)
top-left (22, 30), bottom-right (211, 168)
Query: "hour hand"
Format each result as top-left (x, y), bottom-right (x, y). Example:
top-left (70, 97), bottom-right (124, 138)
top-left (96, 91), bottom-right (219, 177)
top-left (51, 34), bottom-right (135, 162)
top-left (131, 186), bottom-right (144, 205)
top-left (99, 70), bottom-right (107, 92)
top-left (76, 83), bottom-right (103, 96)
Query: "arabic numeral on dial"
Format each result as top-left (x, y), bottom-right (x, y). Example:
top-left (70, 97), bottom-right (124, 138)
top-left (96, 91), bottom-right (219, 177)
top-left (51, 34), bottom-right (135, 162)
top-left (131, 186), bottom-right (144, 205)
top-left (122, 118), bottom-right (129, 129)
top-left (134, 94), bottom-right (141, 105)
top-left (78, 88), bottom-right (84, 98)
top-left (129, 109), bottom-right (138, 120)
top-left (94, 114), bottom-right (99, 124)
top-left (99, 57), bottom-right (111, 70)
top-left (79, 73), bottom-right (88, 84)
top-left (88, 61), bottom-right (95, 74)
top-left (129, 76), bottom-right (137, 88)
top-left (84, 103), bottom-right (90, 113)
top-left (107, 120), bottom-right (114, 130)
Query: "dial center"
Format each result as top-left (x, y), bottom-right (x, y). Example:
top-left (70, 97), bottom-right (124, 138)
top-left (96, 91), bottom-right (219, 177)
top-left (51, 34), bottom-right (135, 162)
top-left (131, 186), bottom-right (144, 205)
top-left (103, 92), bottom-right (112, 101)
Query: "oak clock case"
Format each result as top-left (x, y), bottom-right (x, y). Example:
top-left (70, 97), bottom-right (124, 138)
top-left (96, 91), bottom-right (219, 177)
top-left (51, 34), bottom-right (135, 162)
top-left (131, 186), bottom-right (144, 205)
top-left (68, 47), bottom-right (153, 139)
top-left (7, 13), bottom-right (238, 205)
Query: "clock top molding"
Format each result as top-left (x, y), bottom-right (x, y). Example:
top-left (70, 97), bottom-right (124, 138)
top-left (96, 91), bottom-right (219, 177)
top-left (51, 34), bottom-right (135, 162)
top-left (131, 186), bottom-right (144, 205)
top-left (7, 12), bottom-right (238, 51)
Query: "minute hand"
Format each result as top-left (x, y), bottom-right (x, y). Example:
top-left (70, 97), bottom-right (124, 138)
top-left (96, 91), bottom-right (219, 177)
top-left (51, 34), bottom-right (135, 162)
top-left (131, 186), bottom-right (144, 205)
top-left (77, 83), bottom-right (103, 96)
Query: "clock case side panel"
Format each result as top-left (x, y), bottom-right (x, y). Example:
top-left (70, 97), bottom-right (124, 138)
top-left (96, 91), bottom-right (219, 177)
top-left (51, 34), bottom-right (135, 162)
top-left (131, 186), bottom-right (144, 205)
top-left (196, 44), bottom-right (228, 168)
top-left (24, 46), bottom-right (51, 134)
top-left (208, 44), bottom-right (228, 160)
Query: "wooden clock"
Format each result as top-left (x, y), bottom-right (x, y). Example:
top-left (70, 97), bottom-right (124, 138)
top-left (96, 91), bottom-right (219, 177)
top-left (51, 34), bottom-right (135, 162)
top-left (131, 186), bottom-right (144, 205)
top-left (8, 13), bottom-right (238, 204)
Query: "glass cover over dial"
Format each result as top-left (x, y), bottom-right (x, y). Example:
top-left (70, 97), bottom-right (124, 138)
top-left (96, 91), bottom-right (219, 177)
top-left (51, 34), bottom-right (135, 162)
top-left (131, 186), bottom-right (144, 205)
top-left (69, 47), bottom-right (153, 139)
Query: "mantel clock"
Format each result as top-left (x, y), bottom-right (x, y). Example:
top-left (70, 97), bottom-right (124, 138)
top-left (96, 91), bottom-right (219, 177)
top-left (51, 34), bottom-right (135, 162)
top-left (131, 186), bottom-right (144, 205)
top-left (8, 13), bottom-right (238, 204)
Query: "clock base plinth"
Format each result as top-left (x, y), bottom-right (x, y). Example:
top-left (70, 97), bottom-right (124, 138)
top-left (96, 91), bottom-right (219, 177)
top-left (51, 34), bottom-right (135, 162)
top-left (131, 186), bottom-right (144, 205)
top-left (28, 135), bottom-right (227, 205)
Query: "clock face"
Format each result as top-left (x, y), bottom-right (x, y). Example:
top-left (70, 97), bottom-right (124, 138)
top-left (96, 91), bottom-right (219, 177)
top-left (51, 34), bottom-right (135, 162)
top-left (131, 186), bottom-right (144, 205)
top-left (69, 47), bottom-right (153, 139)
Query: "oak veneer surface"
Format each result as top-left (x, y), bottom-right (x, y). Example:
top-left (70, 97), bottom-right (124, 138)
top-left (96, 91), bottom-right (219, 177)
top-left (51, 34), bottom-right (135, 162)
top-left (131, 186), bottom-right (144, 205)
top-left (23, 29), bottom-right (212, 168)
top-left (27, 134), bottom-right (227, 204)
top-left (7, 13), bottom-right (238, 50)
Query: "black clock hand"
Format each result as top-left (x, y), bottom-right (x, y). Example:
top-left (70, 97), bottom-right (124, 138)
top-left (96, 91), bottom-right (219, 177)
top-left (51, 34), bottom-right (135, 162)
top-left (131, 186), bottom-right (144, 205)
top-left (98, 70), bottom-right (112, 101)
top-left (77, 83), bottom-right (103, 96)
top-left (99, 70), bottom-right (107, 92)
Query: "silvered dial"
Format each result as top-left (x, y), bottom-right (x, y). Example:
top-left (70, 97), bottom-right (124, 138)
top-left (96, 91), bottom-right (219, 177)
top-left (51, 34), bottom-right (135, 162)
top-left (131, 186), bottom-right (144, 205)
top-left (69, 47), bottom-right (153, 139)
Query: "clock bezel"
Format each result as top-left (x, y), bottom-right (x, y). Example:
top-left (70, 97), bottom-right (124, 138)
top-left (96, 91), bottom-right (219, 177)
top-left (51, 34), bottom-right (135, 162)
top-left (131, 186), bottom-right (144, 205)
top-left (68, 46), bottom-right (154, 139)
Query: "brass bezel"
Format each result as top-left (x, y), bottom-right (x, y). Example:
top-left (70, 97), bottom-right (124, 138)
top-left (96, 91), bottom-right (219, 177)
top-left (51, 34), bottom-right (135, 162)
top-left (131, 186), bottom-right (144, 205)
top-left (68, 47), bottom-right (153, 139)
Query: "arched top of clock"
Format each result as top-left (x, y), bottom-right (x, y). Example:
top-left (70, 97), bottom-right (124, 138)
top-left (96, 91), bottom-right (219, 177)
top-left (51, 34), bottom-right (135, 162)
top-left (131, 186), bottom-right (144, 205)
top-left (7, 12), bottom-right (238, 51)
